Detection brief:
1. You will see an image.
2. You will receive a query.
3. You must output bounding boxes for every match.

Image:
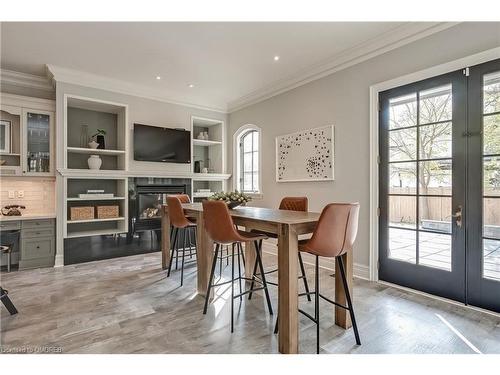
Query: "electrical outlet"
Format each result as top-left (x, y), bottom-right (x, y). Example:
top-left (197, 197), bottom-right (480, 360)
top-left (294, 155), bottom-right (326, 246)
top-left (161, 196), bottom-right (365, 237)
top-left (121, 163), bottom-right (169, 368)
top-left (8, 190), bottom-right (15, 199)
top-left (17, 190), bottom-right (25, 198)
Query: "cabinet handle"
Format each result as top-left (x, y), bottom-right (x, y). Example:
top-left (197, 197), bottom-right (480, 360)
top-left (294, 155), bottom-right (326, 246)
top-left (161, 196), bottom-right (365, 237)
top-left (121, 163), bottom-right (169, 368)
top-left (36, 246), bottom-right (40, 249)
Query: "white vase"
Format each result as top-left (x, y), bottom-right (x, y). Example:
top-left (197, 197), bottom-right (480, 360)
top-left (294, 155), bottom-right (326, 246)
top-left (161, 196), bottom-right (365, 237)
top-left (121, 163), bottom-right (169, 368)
top-left (87, 155), bottom-right (102, 170)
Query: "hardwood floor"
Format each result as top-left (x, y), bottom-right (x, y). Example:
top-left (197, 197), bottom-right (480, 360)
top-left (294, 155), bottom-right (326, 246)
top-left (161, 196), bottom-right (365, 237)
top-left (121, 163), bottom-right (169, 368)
top-left (1, 243), bottom-right (499, 354)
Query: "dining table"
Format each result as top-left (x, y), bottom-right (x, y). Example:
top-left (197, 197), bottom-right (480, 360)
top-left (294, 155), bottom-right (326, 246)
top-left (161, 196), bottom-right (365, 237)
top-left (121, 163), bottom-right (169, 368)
top-left (161, 203), bottom-right (354, 354)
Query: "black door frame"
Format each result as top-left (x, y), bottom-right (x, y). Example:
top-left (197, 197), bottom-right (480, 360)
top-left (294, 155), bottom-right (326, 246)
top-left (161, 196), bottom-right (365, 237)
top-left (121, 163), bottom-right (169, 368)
top-left (378, 69), bottom-right (467, 303)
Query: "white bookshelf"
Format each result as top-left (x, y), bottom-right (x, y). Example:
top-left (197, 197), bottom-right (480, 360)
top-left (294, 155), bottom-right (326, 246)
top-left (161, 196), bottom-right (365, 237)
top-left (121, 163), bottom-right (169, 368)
top-left (67, 217), bottom-right (126, 224)
top-left (192, 139), bottom-right (222, 147)
top-left (67, 147), bottom-right (126, 156)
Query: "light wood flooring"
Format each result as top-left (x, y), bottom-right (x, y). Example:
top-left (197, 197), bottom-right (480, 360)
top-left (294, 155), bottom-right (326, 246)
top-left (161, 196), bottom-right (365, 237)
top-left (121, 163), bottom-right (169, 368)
top-left (1, 244), bottom-right (499, 354)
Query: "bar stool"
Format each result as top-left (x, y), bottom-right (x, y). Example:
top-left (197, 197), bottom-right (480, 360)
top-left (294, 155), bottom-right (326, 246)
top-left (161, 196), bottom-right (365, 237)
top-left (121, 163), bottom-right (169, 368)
top-left (0, 286), bottom-right (18, 315)
top-left (249, 197), bottom-right (312, 303)
top-left (0, 245), bottom-right (13, 273)
top-left (166, 196), bottom-right (197, 286)
top-left (202, 200), bottom-right (273, 333)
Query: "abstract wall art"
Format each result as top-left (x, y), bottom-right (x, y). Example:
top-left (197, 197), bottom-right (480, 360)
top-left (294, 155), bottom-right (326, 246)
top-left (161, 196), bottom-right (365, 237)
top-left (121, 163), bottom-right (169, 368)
top-left (275, 125), bottom-right (334, 182)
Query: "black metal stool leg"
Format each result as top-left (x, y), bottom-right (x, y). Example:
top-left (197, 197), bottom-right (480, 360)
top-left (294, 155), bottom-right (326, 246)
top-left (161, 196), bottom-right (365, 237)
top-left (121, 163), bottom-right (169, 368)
top-left (256, 240), bottom-right (273, 315)
top-left (203, 244), bottom-right (220, 314)
top-left (247, 251), bottom-right (259, 300)
top-left (237, 243), bottom-right (243, 301)
top-left (337, 256), bottom-right (361, 345)
top-left (0, 287), bottom-right (17, 315)
top-left (298, 252), bottom-right (312, 302)
top-left (315, 255), bottom-right (320, 354)
top-left (167, 228), bottom-right (178, 277)
top-left (180, 227), bottom-right (187, 286)
top-left (231, 243), bottom-right (235, 333)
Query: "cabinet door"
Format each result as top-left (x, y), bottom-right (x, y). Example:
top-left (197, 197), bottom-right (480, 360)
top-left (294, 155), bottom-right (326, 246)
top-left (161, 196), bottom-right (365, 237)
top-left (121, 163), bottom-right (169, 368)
top-left (22, 109), bottom-right (54, 175)
top-left (0, 105), bottom-right (22, 175)
top-left (21, 237), bottom-right (55, 260)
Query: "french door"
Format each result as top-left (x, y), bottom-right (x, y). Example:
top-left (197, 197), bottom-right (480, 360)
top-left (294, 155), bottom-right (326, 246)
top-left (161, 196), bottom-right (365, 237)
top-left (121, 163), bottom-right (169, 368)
top-left (379, 59), bottom-right (500, 312)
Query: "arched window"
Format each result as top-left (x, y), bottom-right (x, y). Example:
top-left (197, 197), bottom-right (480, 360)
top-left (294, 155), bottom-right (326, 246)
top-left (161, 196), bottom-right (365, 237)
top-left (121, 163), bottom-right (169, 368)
top-left (234, 125), bottom-right (261, 194)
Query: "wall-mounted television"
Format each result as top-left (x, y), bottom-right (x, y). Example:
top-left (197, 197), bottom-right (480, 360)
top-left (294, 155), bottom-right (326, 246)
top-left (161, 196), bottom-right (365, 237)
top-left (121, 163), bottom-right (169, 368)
top-left (133, 124), bottom-right (191, 164)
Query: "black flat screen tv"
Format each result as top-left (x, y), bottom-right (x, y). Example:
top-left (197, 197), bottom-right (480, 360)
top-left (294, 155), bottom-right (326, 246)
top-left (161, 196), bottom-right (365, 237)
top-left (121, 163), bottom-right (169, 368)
top-left (133, 124), bottom-right (191, 164)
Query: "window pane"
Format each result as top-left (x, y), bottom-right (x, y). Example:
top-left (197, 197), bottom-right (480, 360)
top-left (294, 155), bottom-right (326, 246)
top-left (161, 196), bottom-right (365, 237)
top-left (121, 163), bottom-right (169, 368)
top-left (389, 127), bottom-right (416, 161)
top-left (419, 232), bottom-right (451, 271)
top-left (389, 93), bottom-right (417, 129)
top-left (388, 228), bottom-right (416, 263)
top-left (419, 196), bottom-right (452, 234)
top-left (389, 195), bottom-right (416, 229)
top-left (243, 152), bottom-right (252, 172)
top-left (484, 156), bottom-right (500, 196)
top-left (389, 162), bottom-right (416, 194)
top-left (252, 130), bottom-right (259, 151)
top-left (243, 132), bottom-right (253, 151)
top-left (419, 84), bottom-right (452, 124)
top-left (419, 122), bottom-right (452, 159)
top-left (483, 239), bottom-right (500, 281)
top-left (252, 173), bottom-right (259, 192)
top-left (419, 160), bottom-right (452, 196)
top-left (484, 71), bottom-right (500, 115)
top-left (243, 173), bottom-right (252, 191)
top-left (483, 198), bottom-right (500, 239)
top-left (483, 114), bottom-right (500, 155)
top-left (252, 152), bottom-right (259, 171)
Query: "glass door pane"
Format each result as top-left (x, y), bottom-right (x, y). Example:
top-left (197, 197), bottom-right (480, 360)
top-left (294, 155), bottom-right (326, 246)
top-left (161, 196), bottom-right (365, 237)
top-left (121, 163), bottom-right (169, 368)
top-left (26, 112), bottom-right (50, 173)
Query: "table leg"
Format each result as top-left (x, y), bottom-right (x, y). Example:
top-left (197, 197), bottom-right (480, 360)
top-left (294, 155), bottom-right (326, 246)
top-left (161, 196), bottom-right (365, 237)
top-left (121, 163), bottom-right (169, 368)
top-left (161, 207), bottom-right (171, 270)
top-left (277, 223), bottom-right (299, 354)
top-left (243, 223), bottom-right (257, 281)
top-left (195, 212), bottom-right (214, 297)
top-left (334, 250), bottom-right (353, 329)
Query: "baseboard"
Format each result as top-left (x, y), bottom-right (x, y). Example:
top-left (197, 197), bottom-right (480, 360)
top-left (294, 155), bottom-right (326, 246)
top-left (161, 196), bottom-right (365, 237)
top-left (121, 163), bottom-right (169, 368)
top-left (261, 240), bottom-right (370, 280)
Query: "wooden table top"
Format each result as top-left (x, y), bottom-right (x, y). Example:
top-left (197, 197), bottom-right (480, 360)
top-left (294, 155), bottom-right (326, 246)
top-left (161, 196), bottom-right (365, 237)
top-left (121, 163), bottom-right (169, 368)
top-left (162, 203), bottom-right (321, 226)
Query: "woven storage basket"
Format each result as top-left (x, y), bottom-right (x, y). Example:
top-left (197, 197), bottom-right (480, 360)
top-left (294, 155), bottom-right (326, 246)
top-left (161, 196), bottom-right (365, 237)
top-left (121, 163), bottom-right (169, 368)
top-left (70, 206), bottom-right (94, 221)
top-left (96, 205), bottom-right (119, 219)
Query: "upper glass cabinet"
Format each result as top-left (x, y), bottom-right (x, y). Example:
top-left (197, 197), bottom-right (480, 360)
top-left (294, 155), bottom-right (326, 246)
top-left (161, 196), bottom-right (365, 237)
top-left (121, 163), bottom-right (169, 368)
top-left (0, 108), bottom-right (22, 174)
top-left (23, 109), bottom-right (53, 175)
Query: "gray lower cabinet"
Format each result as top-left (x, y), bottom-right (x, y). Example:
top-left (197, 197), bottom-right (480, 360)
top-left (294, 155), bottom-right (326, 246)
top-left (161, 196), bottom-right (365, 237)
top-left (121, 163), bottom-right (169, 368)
top-left (19, 219), bottom-right (55, 270)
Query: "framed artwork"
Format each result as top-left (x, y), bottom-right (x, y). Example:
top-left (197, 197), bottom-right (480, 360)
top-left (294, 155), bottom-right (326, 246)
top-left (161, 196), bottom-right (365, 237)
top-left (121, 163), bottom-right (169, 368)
top-left (276, 125), bottom-right (334, 182)
top-left (0, 120), bottom-right (12, 153)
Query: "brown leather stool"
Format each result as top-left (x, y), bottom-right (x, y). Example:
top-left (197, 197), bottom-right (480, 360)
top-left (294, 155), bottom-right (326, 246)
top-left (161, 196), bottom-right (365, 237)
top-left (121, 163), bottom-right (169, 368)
top-left (166, 196), bottom-right (197, 286)
top-left (202, 200), bottom-right (273, 333)
top-left (276, 203), bottom-right (361, 353)
top-left (249, 197), bottom-right (312, 303)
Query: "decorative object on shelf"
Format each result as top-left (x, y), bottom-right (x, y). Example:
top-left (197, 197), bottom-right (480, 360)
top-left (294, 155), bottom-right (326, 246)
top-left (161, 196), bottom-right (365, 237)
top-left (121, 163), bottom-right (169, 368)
top-left (208, 191), bottom-right (251, 209)
top-left (0, 160), bottom-right (6, 165)
top-left (203, 131), bottom-right (209, 140)
top-left (91, 129), bottom-right (106, 149)
top-left (87, 155), bottom-right (102, 170)
top-left (78, 193), bottom-right (114, 199)
top-left (79, 124), bottom-right (89, 148)
top-left (197, 132), bottom-right (205, 140)
top-left (0, 120), bottom-right (11, 153)
top-left (96, 205), bottom-right (119, 219)
top-left (194, 160), bottom-right (201, 173)
top-left (201, 167), bottom-right (209, 174)
top-left (276, 125), bottom-right (334, 182)
top-left (88, 140), bottom-right (99, 149)
top-left (70, 206), bottom-right (94, 221)
top-left (1, 204), bottom-right (25, 216)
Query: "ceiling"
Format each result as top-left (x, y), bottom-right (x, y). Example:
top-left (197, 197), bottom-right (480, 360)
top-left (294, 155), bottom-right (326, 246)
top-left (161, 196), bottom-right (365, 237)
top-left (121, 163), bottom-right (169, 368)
top-left (0, 22), bottom-right (453, 111)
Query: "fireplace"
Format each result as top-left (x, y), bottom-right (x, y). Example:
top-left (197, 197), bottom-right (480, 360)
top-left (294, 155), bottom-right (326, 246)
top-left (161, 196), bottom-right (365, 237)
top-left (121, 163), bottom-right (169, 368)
top-left (128, 177), bottom-right (191, 238)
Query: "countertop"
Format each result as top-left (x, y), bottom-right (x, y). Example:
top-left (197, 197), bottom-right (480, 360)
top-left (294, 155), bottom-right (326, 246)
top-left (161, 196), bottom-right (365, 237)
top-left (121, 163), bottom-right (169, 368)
top-left (0, 213), bottom-right (56, 222)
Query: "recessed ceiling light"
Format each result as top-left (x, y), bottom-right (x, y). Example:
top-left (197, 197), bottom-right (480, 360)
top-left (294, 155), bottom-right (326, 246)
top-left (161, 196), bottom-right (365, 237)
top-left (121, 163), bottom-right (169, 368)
top-left (188, 84), bottom-right (195, 88)
top-left (156, 76), bottom-right (161, 80)
top-left (274, 55), bottom-right (280, 61)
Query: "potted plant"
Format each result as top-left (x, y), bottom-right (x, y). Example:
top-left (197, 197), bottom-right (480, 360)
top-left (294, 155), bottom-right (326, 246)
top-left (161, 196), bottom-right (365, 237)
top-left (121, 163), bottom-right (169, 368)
top-left (208, 190), bottom-right (252, 209)
top-left (91, 129), bottom-right (107, 149)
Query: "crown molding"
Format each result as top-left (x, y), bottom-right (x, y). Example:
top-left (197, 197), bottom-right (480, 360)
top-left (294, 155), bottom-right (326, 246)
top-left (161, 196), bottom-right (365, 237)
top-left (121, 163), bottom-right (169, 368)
top-left (227, 22), bottom-right (459, 113)
top-left (0, 68), bottom-right (54, 92)
top-left (45, 65), bottom-right (228, 113)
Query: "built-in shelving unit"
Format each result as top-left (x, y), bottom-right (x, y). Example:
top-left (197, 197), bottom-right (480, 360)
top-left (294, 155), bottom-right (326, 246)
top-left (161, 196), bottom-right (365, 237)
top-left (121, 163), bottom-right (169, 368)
top-left (64, 95), bottom-right (128, 173)
top-left (192, 139), bottom-right (222, 147)
top-left (63, 176), bottom-right (128, 238)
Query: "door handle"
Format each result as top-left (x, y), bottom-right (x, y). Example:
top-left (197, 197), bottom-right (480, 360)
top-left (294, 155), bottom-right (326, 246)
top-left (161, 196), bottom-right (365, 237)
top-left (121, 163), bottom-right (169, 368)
top-left (451, 205), bottom-right (462, 228)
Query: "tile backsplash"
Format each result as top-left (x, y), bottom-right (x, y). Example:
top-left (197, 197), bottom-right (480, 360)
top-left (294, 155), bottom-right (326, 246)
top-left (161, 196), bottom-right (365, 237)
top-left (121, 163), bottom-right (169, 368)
top-left (0, 178), bottom-right (55, 215)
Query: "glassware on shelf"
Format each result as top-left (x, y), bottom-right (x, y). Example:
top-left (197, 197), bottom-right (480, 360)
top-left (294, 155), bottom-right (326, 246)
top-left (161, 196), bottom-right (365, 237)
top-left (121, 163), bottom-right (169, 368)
top-left (80, 124), bottom-right (89, 148)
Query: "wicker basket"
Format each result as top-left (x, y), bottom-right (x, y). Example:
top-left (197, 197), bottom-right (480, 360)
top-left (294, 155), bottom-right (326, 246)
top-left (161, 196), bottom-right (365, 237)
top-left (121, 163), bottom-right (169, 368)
top-left (70, 206), bottom-right (94, 221)
top-left (96, 205), bottom-right (119, 219)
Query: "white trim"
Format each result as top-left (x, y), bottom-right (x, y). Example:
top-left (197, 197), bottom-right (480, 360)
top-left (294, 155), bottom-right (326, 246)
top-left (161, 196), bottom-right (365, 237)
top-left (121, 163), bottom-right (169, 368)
top-left (228, 22), bottom-right (458, 113)
top-left (0, 93), bottom-right (55, 111)
top-left (233, 124), bottom-right (262, 194)
top-left (0, 69), bottom-right (54, 92)
top-left (47, 64), bottom-right (227, 114)
top-left (369, 46), bottom-right (500, 282)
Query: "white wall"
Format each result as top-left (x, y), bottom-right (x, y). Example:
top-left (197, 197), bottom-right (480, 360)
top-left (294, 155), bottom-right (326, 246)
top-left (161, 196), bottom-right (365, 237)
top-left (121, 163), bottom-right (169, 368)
top-left (228, 22), bottom-right (500, 270)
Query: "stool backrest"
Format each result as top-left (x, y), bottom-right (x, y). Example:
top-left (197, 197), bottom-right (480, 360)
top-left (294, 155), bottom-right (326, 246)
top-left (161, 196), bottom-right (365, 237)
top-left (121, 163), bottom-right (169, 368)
top-left (168, 194), bottom-right (191, 203)
top-left (202, 200), bottom-right (239, 244)
top-left (167, 196), bottom-right (191, 228)
top-left (279, 197), bottom-right (308, 212)
top-left (305, 203), bottom-right (360, 258)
